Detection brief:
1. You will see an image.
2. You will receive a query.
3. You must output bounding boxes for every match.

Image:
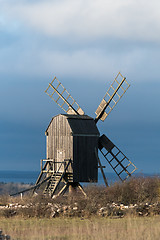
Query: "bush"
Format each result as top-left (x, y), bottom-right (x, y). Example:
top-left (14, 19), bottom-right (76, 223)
top-left (0, 176), bottom-right (160, 218)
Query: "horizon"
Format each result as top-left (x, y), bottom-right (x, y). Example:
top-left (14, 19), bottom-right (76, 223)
top-left (0, 169), bottom-right (159, 186)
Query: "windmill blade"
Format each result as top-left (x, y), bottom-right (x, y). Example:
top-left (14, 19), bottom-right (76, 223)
top-left (99, 134), bottom-right (137, 182)
top-left (45, 77), bottom-right (84, 115)
top-left (95, 72), bottom-right (130, 123)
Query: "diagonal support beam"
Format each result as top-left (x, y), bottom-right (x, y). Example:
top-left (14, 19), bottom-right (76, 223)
top-left (95, 148), bottom-right (109, 187)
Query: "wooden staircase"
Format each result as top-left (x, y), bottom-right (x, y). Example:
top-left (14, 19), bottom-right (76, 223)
top-left (41, 159), bottom-right (72, 197)
top-left (10, 159), bottom-right (86, 198)
top-left (44, 172), bottom-right (62, 196)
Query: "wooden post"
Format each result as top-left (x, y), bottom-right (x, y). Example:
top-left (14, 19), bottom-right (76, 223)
top-left (69, 183), bottom-right (78, 195)
top-left (78, 183), bottom-right (87, 197)
top-left (95, 148), bottom-right (109, 187)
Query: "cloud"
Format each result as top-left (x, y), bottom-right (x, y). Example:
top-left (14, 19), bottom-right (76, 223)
top-left (0, 0), bottom-right (160, 83)
top-left (1, 0), bottom-right (160, 43)
top-left (1, 41), bottom-right (159, 83)
top-left (39, 46), bottom-right (160, 83)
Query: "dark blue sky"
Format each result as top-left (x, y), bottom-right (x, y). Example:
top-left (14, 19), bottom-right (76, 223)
top-left (0, 77), bottom-right (159, 173)
top-left (0, 0), bottom-right (160, 174)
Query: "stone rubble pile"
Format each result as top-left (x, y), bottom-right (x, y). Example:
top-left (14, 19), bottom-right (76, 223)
top-left (97, 202), bottom-right (158, 217)
top-left (0, 202), bottom-right (160, 218)
top-left (0, 230), bottom-right (10, 240)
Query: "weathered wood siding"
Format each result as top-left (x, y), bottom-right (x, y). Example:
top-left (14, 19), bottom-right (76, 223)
top-left (46, 115), bottom-right (73, 173)
top-left (46, 114), bottom-right (100, 182)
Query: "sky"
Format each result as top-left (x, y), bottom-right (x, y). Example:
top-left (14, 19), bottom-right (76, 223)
top-left (0, 0), bottom-right (160, 174)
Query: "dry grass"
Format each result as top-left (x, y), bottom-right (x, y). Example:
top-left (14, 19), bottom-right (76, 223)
top-left (84, 176), bottom-right (160, 205)
top-left (0, 183), bottom-right (31, 195)
top-left (0, 176), bottom-right (160, 218)
top-left (0, 177), bottom-right (160, 239)
top-left (0, 216), bottom-right (160, 240)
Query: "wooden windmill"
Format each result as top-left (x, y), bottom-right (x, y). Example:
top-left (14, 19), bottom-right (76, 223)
top-left (34, 72), bottom-right (137, 197)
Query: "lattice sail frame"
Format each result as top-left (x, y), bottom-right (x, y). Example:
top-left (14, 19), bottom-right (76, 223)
top-left (45, 77), bottom-right (84, 115)
top-left (99, 135), bottom-right (137, 181)
top-left (95, 72), bottom-right (130, 122)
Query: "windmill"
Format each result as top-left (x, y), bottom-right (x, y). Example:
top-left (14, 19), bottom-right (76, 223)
top-left (34, 72), bottom-right (137, 197)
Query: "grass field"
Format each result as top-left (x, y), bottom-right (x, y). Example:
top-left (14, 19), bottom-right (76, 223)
top-left (0, 177), bottom-right (160, 239)
top-left (0, 216), bottom-right (160, 240)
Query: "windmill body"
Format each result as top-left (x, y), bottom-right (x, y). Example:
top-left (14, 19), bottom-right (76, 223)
top-left (34, 72), bottom-right (137, 197)
top-left (45, 114), bottom-right (99, 183)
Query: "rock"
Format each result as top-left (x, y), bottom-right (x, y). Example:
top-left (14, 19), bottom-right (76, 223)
top-left (98, 207), bottom-right (109, 217)
top-left (48, 203), bottom-right (53, 206)
top-left (51, 211), bottom-right (57, 218)
top-left (138, 212), bottom-right (143, 216)
top-left (4, 235), bottom-right (10, 240)
top-left (99, 207), bottom-right (108, 213)
top-left (0, 230), bottom-right (11, 240)
top-left (73, 207), bottom-right (78, 211)
top-left (124, 206), bottom-right (129, 209)
top-left (57, 208), bottom-right (62, 213)
top-left (63, 206), bottom-right (68, 211)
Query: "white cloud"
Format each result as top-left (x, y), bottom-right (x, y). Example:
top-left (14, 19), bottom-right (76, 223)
top-left (1, 42), bottom-right (159, 83)
top-left (0, 0), bottom-right (160, 84)
top-left (1, 0), bottom-right (160, 43)
top-left (40, 47), bottom-right (160, 83)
